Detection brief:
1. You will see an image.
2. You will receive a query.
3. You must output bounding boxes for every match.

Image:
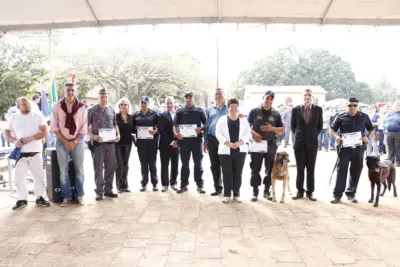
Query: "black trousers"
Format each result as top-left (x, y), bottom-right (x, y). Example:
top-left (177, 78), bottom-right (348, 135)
top-left (179, 138), bottom-right (204, 189)
top-left (334, 146), bottom-right (364, 198)
top-left (387, 133), bottom-right (400, 165)
top-left (294, 148), bottom-right (317, 195)
top-left (115, 144), bottom-right (132, 190)
top-left (159, 143), bottom-right (179, 187)
top-left (220, 154), bottom-right (246, 197)
top-left (208, 135), bottom-right (223, 191)
top-left (250, 141), bottom-right (277, 194)
top-left (137, 140), bottom-right (158, 187)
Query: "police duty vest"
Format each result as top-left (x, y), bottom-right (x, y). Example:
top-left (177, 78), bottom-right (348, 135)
top-left (252, 107), bottom-right (280, 141)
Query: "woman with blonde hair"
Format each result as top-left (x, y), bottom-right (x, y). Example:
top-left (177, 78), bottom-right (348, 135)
top-left (115, 97), bottom-right (134, 193)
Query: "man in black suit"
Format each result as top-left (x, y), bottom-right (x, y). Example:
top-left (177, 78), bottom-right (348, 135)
top-left (158, 96), bottom-right (179, 192)
top-left (291, 88), bottom-right (323, 201)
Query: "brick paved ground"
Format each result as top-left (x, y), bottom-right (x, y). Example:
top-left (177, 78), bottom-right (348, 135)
top-left (0, 147), bottom-right (399, 267)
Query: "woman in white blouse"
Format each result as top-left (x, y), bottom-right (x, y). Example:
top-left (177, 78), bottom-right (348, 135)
top-left (215, 98), bottom-right (251, 203)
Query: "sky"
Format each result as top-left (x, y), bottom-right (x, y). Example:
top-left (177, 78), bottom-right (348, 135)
top-left (10, 23), bottom-right (400, 91)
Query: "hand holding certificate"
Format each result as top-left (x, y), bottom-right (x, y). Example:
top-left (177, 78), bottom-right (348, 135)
top-left (179, 124), bottom-right (197, 138)
top-left (99, 128), bottom-right (116, 142)
top-left (137, 126), bottom-right (154, 139)
top-left (342, 132), bottom-right (362, 148)
top-left (248, 140), bottom-right (268, 153)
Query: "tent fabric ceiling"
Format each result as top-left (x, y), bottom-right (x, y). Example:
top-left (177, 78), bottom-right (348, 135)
top-left (0, 0), bottom-right (399, 31)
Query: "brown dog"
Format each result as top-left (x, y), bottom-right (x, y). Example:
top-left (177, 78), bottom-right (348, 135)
top-left (271, 151), bottom-right (293, 203)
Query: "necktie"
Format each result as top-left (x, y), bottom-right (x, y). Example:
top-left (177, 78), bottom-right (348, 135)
top-left (305, 107), bottom-right (311, 125)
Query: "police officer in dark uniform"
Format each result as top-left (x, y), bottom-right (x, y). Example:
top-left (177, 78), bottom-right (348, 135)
top-left (133, 96), bottom-right (159, 192)
top-left (87, 88), bottom-right (120, 201)
top-left (330, 97), bottom-right (374, 204)
top-left (173, 91), bottom-right (207, 194)
top-left (247, 91), bottom-right (284, 202)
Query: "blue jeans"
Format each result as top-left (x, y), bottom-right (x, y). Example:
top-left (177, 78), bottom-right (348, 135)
top-left (1, 133), bottom-right (10, 147)
top-left (318, 129), bottom-right (329, 150)
top-left (56, 139), bottom-right (85, 200)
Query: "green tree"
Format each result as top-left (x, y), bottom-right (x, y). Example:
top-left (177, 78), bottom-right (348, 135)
top-left (371, 77), bottom-right (398, 104)
top-left (0, 42), bottom-right (47, 113)
top-left (231, 47), bottom-right (374, 103)
top-left (57, 48), bottom-right (214, 105)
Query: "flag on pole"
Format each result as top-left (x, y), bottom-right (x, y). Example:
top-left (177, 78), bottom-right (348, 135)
top-left (49, 73), bottom-right (58, 114)
top-left (39, 82), bottom-right (49, 118)
top-left (71, 73), bottom-right (78, 97)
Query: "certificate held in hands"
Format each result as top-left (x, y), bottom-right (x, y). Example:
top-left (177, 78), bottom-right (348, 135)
top-left (99, 128), bottom-right (116, 142)
top-left (248, 140), bottom-right (268, 153)
top-left (342, 132), bottom-right (362, 148)
top-left (179, 124), bottom-right (197, 138)
top-left (137, 126), bottom-right (153, 139)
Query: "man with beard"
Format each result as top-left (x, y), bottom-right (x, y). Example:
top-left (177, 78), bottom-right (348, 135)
top-left (5, 97), bottom-right (50, 210)
top-left (51, 82), bottom-right (87, 206)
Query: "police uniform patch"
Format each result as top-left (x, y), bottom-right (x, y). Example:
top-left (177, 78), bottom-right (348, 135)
top-left (257, 116), bottom-right (263, 120)
top-left (269, 116), bottom-right (275, 123)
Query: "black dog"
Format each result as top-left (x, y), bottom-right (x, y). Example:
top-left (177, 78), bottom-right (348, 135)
top-left (366, 155), bottom-right (397, 207)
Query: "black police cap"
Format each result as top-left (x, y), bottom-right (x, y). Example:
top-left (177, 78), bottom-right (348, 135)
top-left (348, 97), bottom-right (359, 103)
top-left (140, 96), bottom-right (150, 103)
top-left (264, 90), bottom-right (275, 98)
top-left (98, 88), bottom-right (108, 95)
top-left (184, 91), bottom-right (193, 97)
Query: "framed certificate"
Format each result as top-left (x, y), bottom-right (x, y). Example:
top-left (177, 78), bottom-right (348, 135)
top-left (137, 126), bottom-right (153, 139)
top-left (99, 128), bottom-right (116, 142)
top-left (179, 124), bottom-right (197, 138)
top-left (342, 132), bottom-right (362, 148)
top-left (248, 140), bottom-right (268, 153)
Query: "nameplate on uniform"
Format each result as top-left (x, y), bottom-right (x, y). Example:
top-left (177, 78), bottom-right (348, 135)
top-left (99, 128), bottom-right (116, 142)
top-left (342, 132), bottom-right (362, 148)
top-left (248, 140), bottom-right (268, 153)
top-left (179, 124), bottom-right (197, 138)
top-left (137, 127), bottom-right (153, 139)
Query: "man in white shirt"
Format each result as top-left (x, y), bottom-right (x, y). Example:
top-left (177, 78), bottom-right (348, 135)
top-left (5, 97), bottom-right (50, 210)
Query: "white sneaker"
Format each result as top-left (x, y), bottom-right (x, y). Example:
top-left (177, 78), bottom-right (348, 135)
top-left (60, 199), bottom-right (71, 207)
top-left (76, 197), bottom-right (84, 206)
top-left (222, 197), bottom-right (230, 203)
top-left (233, 197), bottom-right (242, 203)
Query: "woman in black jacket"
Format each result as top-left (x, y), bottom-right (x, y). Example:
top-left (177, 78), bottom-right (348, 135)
top-left (115, 98), bottom-right (134, 193)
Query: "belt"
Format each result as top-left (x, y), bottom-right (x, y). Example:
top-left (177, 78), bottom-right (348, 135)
top-left (20, 152), bottom-right (39, 157)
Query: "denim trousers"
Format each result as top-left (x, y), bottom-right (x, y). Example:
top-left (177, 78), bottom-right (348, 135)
top-left (55, 139), bottom-right (85, 200)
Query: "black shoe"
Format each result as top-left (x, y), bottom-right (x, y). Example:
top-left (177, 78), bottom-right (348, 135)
top-left (171, 185), bottom-right (178, 191)
top-left (36, 197), bottom-right (50, 207)
top-left (117, 188), bottom-right (124, 193)
top-left (95, 195), bottom-right (103, 201)
top-left (12, 200), bottom-right (27, 210)
top-left (348, 196), bottom-right (358, 203)
top-left (197, 187), bottom-right (206, 194)
top-left (263, 191), bottom-right (272, 201)
top-left (306, 194), bottom-right (317, 201)
top-left (330, 197), bottom-right (341, 204)
top-left (153, 187), bottom-right (159, 192)
top-left (161, 186), bottom-right (168, 192)
top-left (251, 195), bottom-right (258, 202)
top-left (292, 192), bottom-right (304, 200)
top-left (177, 187), bottom-right (188, 194)
top-left (210, 190), bottom-right (222, 196)
top-left (124, 188), bottom-right (131, 193)
top-left (104, 192), bottom-right (119, 198)
top-left (140, 187), bottom-right (146, 192)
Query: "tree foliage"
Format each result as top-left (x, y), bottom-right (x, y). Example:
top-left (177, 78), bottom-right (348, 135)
top-left (55, 47), bottom-right (214, 105)
top-left (0, 42), bottom-right (47, 113)
top-left (231, 47), bottom-right (374, 103)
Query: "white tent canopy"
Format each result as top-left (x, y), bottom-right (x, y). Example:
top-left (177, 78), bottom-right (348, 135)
top-left (0, 0), bottom-right (399, 32)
